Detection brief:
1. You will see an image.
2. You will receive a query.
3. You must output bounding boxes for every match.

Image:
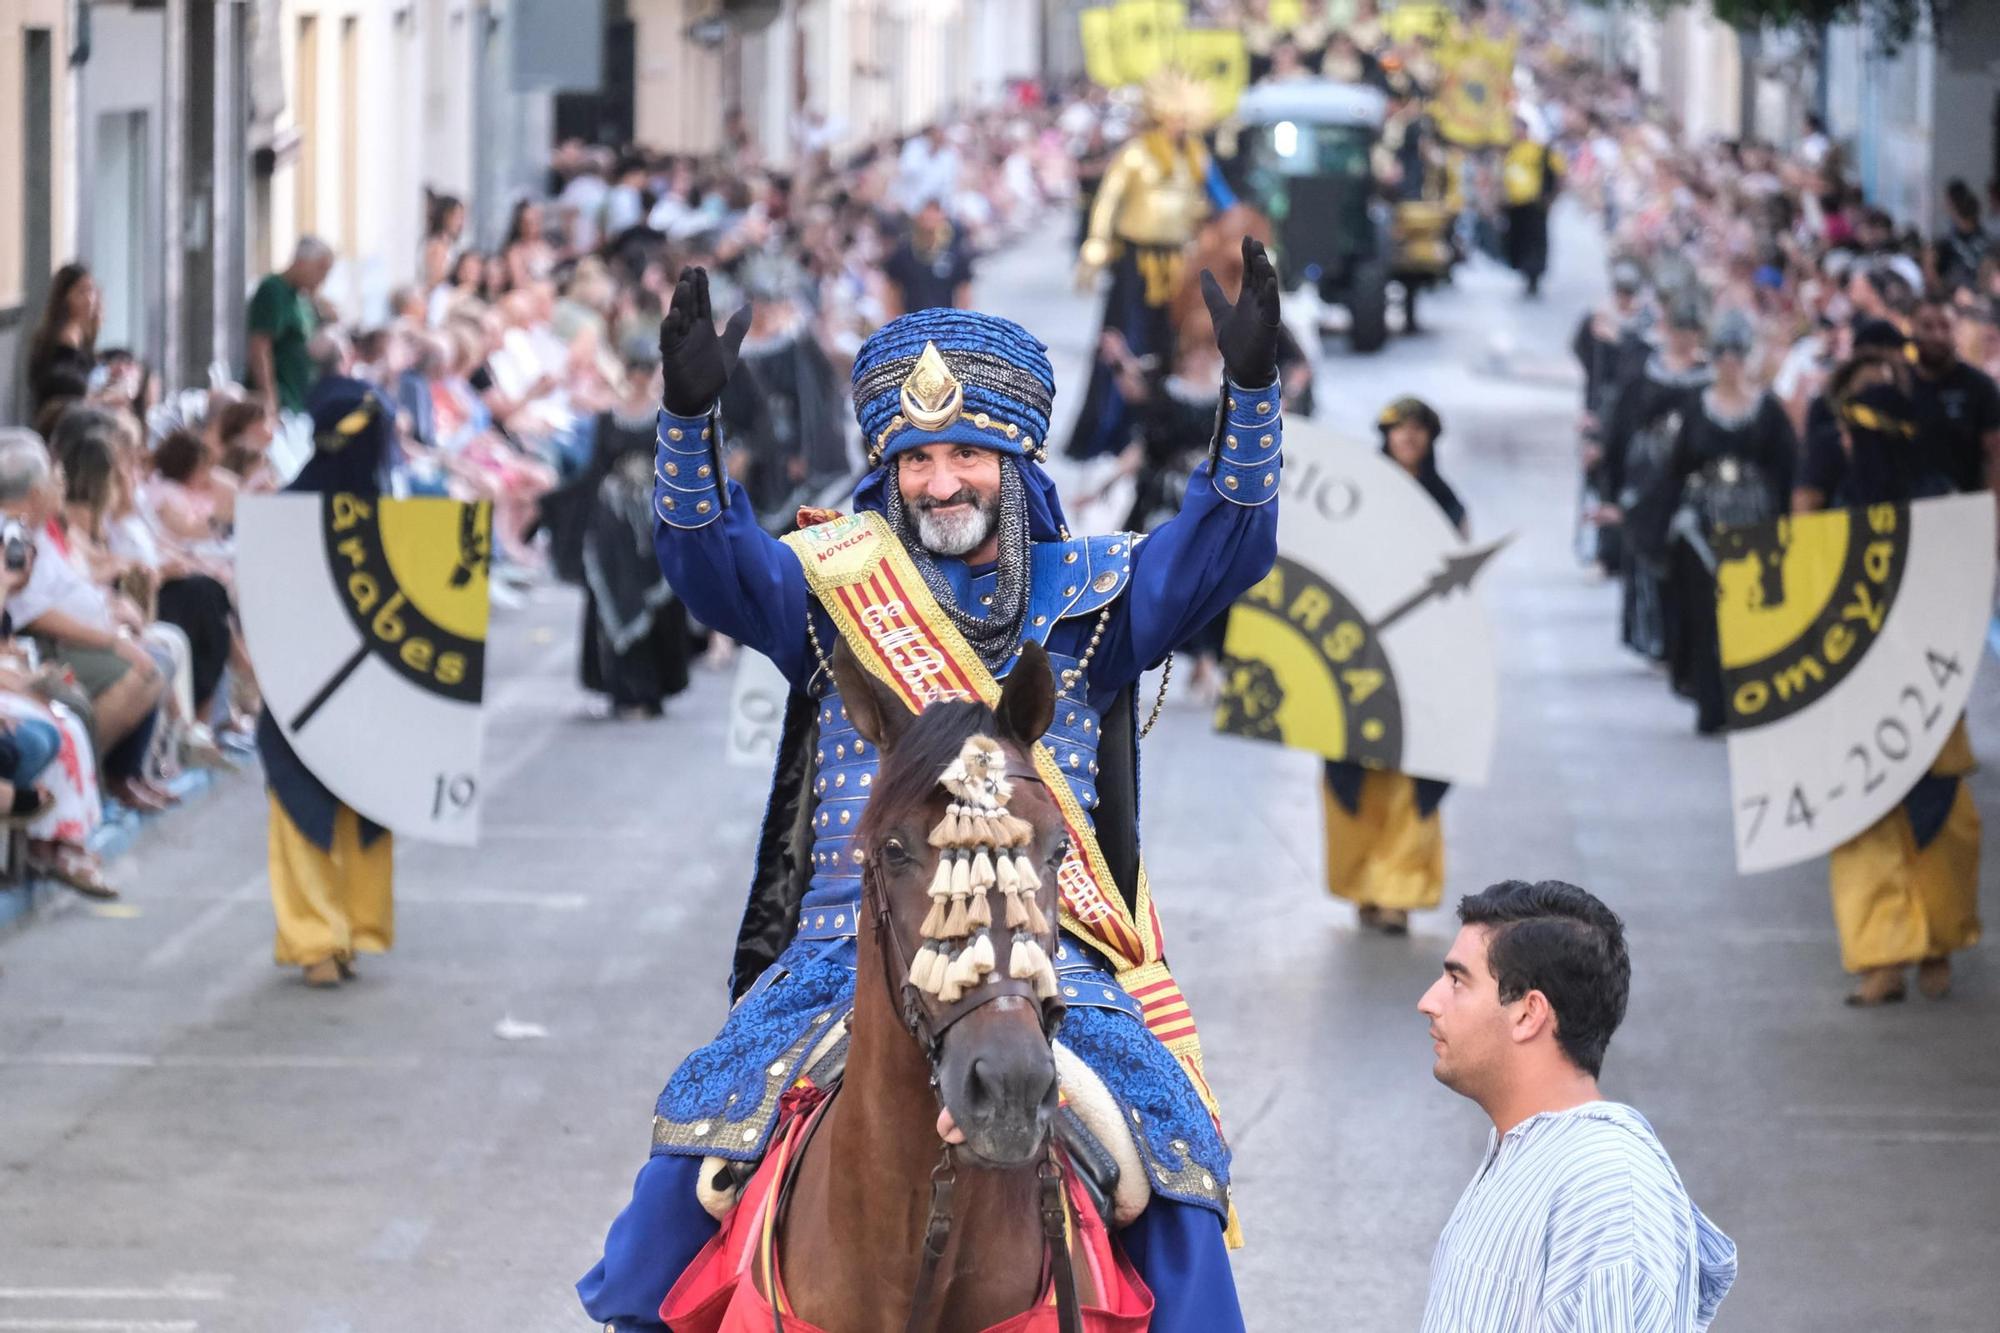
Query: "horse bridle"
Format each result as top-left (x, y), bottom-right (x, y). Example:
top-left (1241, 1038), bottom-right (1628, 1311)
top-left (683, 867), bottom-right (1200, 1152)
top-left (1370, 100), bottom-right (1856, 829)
top-left (841, 756), bottom-right (1083, 1333)
top-left (862, 758), bottom-right (1069, 1061)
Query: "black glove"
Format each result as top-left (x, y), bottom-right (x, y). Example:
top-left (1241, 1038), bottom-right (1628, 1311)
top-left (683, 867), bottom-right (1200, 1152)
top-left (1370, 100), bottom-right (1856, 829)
top-left (658, 267), bottom-right (752, 417)
top-left (1199, 237), bottom-right (1282, 388)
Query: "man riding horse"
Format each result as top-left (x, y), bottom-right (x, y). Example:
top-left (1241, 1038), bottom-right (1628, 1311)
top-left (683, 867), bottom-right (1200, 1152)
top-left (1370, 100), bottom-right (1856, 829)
top-left (579, 239), bottom-right (1283, 1332)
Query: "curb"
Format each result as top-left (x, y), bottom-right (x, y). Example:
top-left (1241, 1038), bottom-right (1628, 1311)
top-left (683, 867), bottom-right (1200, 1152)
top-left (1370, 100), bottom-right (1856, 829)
top-left (0, 764), bottom-right (237, 937)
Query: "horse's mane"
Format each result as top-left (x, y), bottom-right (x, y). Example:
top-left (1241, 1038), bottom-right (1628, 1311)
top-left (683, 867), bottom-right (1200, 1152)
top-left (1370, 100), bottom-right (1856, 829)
top-left (855, 699), bottom-right (996, 841)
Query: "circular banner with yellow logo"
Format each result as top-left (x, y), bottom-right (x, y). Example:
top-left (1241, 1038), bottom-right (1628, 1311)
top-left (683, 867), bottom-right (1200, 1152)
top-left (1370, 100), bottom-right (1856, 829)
top-left (1213, 420), bottom-right (1504, 784)
top-left (1718, 493), bottom-right (1995, 873)
top-left (237, 494), bottom-right (493, 846)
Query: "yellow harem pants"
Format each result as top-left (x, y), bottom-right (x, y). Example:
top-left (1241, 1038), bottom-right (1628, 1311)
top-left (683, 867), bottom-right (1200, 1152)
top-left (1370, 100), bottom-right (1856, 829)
top-left (1828, 722), bottom-right (1982, 973)
top-left (1322, 769), bottom-right (1445, 912)
top-left (268, 795), bottom-right (395, 967)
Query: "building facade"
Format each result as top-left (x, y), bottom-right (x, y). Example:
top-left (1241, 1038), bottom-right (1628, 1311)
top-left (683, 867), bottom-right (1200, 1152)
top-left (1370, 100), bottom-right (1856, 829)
top-left (1823, 5), bottom-right (2000, 235)
top-left (0, 0), bottom-right (77, 424)
top-left (2, 0), bottom-right (596, 417)
top-left (2, 0), bottom-right (1041, 419)
top-left (631, 0), bottom-right (1043, 165)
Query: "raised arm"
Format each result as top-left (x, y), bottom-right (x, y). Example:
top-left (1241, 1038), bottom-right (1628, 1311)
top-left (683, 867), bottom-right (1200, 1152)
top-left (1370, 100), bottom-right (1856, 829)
top-left (649, 269), bottom-right (816, 688)
top-left (1092, 238), bottom-right (1283, 691)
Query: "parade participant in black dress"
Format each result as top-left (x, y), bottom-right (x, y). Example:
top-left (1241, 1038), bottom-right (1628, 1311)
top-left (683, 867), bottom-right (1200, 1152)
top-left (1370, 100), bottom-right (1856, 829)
top-left (580, 345), bottom-right (692, 718)
top-left (718, 265), bottom-right (848, 521)
top-left (1573, 259), bottom-right (1653, 569)
top-left (1597, 300), bottom-right (1711, 661)
top-left (1643, 313), bottom-right (1797, 734)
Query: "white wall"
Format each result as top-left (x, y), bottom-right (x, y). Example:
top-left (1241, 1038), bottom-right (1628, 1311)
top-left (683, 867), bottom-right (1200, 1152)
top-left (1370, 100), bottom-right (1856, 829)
top-left (78, 4), bottom-right (169, 358)
top-left (0, 0), bottom-right (73, 311)
top-left (1621, 2), bottom-right (1741, 143)
top-left (271, 0), bottom-right (524, 323)
top-left (1931, 2), bottom-right (2000, 225)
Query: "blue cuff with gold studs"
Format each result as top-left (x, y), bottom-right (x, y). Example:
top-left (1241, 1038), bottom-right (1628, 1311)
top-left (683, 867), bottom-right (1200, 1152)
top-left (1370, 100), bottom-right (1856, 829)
top-left (654, 407), bottom-right (726, 530)
top-left (1211, 378), bottom-right (1283, 506)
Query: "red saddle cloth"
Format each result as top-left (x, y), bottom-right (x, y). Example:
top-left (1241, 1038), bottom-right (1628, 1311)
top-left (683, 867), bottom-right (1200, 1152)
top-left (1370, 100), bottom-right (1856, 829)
top-left (661, 1114), bottom-right (1153, 1333)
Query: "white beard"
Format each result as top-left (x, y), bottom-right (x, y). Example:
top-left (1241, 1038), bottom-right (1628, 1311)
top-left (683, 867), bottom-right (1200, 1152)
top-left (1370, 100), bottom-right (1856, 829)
top-left (914, 494), bottom-right (997, 556)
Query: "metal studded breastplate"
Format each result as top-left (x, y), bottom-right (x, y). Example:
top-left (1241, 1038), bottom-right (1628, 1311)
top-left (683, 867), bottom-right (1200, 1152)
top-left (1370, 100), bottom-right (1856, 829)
top-left (792, 533), bottom-right (1135, 938)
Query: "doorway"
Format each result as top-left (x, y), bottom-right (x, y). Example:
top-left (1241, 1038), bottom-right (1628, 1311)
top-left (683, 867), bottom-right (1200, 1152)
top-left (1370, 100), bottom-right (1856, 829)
top-left (94, 111), bottom-right (151, 353)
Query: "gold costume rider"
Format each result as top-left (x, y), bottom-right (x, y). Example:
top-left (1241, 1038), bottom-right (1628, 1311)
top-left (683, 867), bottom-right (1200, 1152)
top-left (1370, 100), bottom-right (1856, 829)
top-left (1067, 71), bottom-right (1226, 460)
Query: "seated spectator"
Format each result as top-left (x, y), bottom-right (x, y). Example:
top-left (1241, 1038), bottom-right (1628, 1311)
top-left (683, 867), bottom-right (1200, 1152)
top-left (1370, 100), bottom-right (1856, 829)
top-left (209, 397), bottom-right (280, 495)
top-left (500, 199), bottom-right (556, 293)
top-left (388, 285), bottom-right (427, 327)
top-left (0, 612), bottom-right (114, 899)
top-left (0, 710), bottom-right (60, 821)
top-left (146, 430), bottom-right (233, 545)
top-left (56, 418), bottom-right (234, 760)
top-left (435, 315), bottom-right (556, 565)
top-left (0, 427), bottom-right (170, 818)
top-left (433, 248), bottom-right (489, 325)
top-left (31, 395), bottom-right (77, 445)
top-left (52, 412), bottom-right (223, 784)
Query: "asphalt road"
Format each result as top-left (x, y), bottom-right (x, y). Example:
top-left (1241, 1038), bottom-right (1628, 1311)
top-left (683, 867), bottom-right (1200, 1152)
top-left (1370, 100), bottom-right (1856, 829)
top-left (2, 204), bottom-right (1996, 1331)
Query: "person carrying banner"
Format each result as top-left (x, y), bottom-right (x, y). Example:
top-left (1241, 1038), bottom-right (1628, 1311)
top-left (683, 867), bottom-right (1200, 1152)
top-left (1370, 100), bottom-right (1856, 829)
top-left (1794, 355), bottom-right (1983, 1006)
top-left (257, 377), bottom-right (397, 988)
top-left (1322, 397), bottom-right (1466, 935)
top-left (1501, 111), bottom-right (1565, 298)
top-left (580, 241), bottom-right (1284, 1332)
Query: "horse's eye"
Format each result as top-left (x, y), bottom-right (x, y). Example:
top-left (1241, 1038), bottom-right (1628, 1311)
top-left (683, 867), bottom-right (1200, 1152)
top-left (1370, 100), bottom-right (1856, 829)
top-left (881, 839), bottom-right (913, 866)
top-left (1045, 838), bottom-right (1070, 869)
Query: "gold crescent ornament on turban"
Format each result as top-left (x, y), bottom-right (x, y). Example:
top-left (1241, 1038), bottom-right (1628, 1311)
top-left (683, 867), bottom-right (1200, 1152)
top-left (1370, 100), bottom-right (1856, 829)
top-left (899, 342), bottom-right (964, 431)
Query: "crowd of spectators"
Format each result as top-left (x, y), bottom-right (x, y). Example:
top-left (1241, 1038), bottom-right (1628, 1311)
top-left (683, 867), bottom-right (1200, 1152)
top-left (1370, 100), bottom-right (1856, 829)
top-left (0, 88), bottom-right (1093, 889)
top-left (1534, 42), bottom-right (2000, 732)
top-left (3, 259), bottom-right (251, 899)
top-left (17, 4), bottom-right (1990, 889)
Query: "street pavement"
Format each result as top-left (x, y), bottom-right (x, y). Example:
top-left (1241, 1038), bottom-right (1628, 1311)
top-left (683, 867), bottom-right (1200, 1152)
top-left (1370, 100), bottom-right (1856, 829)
top-left (2, 204), bottom-right (1997, 1331)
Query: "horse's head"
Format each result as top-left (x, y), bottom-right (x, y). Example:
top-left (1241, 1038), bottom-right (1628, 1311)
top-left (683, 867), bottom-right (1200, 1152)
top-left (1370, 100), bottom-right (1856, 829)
top-left (833, 641), bottom-right (1068, 1169)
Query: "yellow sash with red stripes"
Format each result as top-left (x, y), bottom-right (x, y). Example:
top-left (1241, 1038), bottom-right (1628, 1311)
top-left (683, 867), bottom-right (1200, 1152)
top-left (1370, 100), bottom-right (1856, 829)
top-left (782, 510), bottom-right (1217, 1118)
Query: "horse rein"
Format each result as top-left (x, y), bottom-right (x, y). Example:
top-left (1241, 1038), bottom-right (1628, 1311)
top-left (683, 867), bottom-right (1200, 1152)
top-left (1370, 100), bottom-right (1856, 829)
top-left (796, 755), bottom-right (1081, 1333)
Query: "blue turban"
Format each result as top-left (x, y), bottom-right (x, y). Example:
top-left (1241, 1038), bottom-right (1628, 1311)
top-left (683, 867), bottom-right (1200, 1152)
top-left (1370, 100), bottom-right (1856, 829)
top-left (849, 309), bottom-right (1069, 542)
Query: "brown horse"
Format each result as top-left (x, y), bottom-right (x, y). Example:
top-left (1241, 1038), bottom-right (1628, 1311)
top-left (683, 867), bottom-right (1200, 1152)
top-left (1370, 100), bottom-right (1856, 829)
top-left (770, 640), bottom-right (1095, 1333)
top-left (1169, 204), bottom-right (1274, 358)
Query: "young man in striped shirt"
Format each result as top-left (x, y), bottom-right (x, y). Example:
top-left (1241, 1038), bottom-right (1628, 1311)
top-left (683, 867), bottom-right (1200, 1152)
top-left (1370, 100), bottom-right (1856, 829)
top-left (1416, 880), bottom-right (1738, 1332)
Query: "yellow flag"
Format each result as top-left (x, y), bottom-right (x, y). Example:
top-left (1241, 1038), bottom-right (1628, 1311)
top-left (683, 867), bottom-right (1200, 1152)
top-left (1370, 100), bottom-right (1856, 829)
top-left (1433, 29), bottom-right (1517, 148)
top-left (1110, 0), bottom-right (1184, 84)
top-left (1175, 27), bottom-right (1249, 118)
top-left (1384, 2), bottom-right (1453, 45)
top-left (1080, 7), bottom-right (1125, 87)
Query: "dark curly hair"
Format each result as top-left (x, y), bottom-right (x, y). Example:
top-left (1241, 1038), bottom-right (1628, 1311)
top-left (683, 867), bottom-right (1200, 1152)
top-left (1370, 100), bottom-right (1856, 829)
top-left (1457, 880), bottom-right (1631, 1078)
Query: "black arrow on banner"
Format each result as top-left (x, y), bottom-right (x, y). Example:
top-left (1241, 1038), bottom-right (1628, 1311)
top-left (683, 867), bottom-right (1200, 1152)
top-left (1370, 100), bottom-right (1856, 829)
top-left (1370, 537), bottom-right (1510, 635)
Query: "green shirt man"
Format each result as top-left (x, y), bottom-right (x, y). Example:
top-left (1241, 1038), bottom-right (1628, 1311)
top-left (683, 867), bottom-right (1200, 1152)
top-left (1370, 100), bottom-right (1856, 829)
top-left (248, 237), bottom-right (333, 414)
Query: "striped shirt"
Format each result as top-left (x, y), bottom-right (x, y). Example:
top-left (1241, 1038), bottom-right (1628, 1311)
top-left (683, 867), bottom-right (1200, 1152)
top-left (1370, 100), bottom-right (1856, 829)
top-left (1420, 1101), bottom-right (1737, 1333)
